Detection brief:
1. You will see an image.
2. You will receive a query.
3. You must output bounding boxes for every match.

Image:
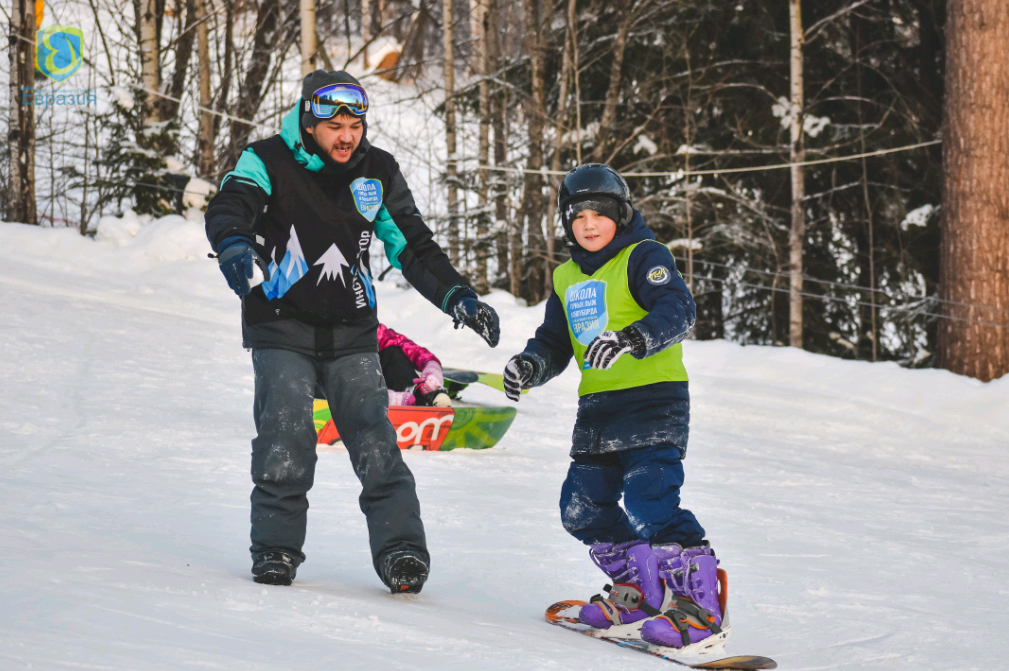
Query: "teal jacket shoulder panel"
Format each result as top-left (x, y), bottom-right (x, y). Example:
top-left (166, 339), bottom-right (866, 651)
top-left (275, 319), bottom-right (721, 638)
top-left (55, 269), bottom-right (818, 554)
top-left (373, 205), bottom-right (406, 269)
top-left (221, 148), bottom-right (273, 195)
top-left (220, 104), bottom-right (323, 193)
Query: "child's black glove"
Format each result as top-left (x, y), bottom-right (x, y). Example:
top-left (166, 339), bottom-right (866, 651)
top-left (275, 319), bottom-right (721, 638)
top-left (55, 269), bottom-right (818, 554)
top-left (451, 296), bottom-right (501, 347)
top-left (584, 326), bottom-right (647, 370)
top-left (503, 354), bottom-right (536, 402)
top-left (217, 238), bottom-right (270, 297)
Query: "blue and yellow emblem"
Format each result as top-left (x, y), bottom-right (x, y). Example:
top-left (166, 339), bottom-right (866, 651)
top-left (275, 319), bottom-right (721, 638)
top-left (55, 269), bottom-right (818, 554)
top-left (36, 26), bottom-right (83, 83)
top-left (349, 178), bottom-right (383, 222)
top-left (565, 279), bottom-right (608, 347)
top-left (646, 265), bottom-right (671, 286)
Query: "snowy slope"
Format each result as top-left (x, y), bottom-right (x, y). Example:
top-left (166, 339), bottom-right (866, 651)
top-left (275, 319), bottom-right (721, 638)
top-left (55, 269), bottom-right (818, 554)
top-left (1, 219), bottom-right (1007, 671)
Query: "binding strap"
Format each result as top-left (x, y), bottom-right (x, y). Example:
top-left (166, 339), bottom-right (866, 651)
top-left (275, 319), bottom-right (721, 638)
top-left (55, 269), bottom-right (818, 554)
top-left (657, 597), bottom-right (722, 647)
top-left (588, 583), bottom-right (661, 624)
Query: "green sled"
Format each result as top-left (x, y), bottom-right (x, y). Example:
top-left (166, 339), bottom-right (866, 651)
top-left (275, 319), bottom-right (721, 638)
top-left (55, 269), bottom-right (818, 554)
top-left (439, 405), bottom-right (517, 451)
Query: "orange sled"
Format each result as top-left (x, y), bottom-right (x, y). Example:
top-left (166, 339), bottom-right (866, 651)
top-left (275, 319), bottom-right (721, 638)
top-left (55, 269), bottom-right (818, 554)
top-left (315, 402), bottom-right (456, 451)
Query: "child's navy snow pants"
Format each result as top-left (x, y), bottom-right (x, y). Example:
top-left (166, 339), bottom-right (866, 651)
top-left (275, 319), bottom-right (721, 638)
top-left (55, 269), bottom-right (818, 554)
top-left (250, 348), bottom-right (428, 577)
top-left (559, 444), bottom-right (705, 547)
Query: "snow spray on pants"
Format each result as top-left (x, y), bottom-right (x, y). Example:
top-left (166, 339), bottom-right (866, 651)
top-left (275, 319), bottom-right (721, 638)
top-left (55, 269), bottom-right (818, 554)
top-left (249, 348), bottom-right (428, 575)
top-left (559, 444), bottom-right (705, 547)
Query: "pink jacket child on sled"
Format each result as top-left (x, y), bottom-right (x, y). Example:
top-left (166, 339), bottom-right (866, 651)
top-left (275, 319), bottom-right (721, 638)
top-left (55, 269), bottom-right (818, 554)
top-left (378, 324), bottom-right (452, 408)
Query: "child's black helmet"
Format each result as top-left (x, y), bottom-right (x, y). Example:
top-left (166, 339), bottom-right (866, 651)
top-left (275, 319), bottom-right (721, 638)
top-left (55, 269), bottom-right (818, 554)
top-left (557, 163), bottom-right (634, 239)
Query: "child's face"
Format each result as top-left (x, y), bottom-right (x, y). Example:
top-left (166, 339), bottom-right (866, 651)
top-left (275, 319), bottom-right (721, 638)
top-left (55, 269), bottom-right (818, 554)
top-left (571, 210), bottom-right (617, 252)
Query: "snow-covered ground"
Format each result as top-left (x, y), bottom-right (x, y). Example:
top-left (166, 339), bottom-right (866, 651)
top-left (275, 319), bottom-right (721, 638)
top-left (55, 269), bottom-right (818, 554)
top-left (1, 219), bottom-right (1007, 671)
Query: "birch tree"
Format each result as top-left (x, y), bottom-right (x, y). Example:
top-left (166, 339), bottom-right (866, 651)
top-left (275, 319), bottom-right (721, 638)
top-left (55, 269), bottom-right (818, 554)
top-left (301, 0), bottom-right (317, 75)
top-left (137, 0), bottom-right (161, 124)
top-left (788, 0), bottom-right (805, 349)
top-left (472, 0), bottom-right (491, 293)
top-left (519, 0), bottom-right (547, 302)
top-left (442, 0), bottom-right (459, 263)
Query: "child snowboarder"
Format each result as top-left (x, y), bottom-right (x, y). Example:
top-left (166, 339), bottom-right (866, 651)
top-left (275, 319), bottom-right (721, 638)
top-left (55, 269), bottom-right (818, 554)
top-left (378, 324), bottom-right (452, 407)
top-left (502, 164), bottom-right (723, 649)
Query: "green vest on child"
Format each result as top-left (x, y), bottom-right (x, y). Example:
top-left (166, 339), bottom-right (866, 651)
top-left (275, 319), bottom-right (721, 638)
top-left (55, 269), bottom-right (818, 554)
top-left (553, 241), bottom-right (689, 396)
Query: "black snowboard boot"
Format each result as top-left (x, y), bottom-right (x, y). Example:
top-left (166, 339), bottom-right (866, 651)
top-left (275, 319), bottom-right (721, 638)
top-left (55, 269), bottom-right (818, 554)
top-left (380, 550), bottom-right (429, 594)
top-left (252, 551), bottom-right (298, 586)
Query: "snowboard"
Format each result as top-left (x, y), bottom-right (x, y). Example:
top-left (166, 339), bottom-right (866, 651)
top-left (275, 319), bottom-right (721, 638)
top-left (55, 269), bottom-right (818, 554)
top-left (442, 368), bottom-right (527, 397)
top-left (545, 601), bottom-right (776, 670)
top-left (313, 400), bottom-right (516, 451)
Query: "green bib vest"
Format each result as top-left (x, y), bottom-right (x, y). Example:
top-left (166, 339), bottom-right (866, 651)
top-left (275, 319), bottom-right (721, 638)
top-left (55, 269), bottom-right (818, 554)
top-left (553, 241), bottom-right (689, 396)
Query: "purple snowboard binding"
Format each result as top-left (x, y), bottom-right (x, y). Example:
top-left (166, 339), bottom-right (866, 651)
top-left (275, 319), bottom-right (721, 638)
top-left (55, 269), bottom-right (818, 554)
top-left (578, 541), bottom-right (665, 631)
top-left (640, 543), bottom-right (728, 650)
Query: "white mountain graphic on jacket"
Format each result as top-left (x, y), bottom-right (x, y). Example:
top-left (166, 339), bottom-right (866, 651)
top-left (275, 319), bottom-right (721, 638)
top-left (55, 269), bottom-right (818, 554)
top-left (262, 226), bottom-right (309, 300)
top-left (314, 244), bottom-right (350, 287)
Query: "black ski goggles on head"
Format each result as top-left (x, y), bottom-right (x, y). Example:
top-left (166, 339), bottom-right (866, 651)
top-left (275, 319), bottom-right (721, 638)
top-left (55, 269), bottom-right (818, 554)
top-left (307, 83), bottom-right (369, 119)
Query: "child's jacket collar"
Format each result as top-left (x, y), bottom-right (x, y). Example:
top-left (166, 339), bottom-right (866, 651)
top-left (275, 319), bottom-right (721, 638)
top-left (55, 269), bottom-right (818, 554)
top-left (568, 210), bottom-right (654, 276)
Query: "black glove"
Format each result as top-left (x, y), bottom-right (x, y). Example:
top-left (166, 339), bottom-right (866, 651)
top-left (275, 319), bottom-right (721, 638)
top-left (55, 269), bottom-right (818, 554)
top-left (503, 354), bottom-right (536, 402)
top-left (584, 326), bottom-right (647, 370)
top-left (450, 295), bottom-right (501, 348)
top-left (217, 239), bottom-right (270, 297)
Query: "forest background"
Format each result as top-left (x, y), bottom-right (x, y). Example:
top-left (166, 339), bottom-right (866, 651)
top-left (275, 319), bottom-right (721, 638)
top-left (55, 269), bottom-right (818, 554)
top-left (4, 0), bottom-right (1008, 381)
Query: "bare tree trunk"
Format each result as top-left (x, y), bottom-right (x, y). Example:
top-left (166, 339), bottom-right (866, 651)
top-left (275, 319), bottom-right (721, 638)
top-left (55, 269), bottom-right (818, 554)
top-left (682, 46), bottom-right (694, 295)
top-left (398, 0), bottom-right (430, 79)
top-left (344, 0), bottom-right (353, 60)
top-left (486, 0), bottom-right (513, 293)
top-left (853, 16), bottom-right (876, 361)
top-left (7, 0), bottom-right (36, 224)
top-left (788, 0), bottom-right (805, 349)
top-left (195, 0), bottom-right (215, 177)
top-left (520, 0), bottom-right (546, 302)
top-left (301, 0), bottom-right (317, 75)
top-left (443, 0), bottom-right (460, 264)
top-left (472, 0), bottom-right (490, 293)
top-left (370, 0), bottom-right (382, 36)
top-left (545, 0), bottom-right (576, 294)
top-left (86, 0), bottom-right (118, 86)
top-left (223, 0), bottom-right (280, 171)
top-left (139, 0), bottom-right (162, 123)
top-left (591, 0), bottom-right (633, 163)
top-left (81, 72), bottom-right (92, 234)
top-left (939, 0), bottom-right (1009, 381)
top-left (568, 0), bottom-right (581, 164)
top-left (158, 0), bottom-right (197, 122)
top-left (495, 92), bottom-right (516, 295)
top-left (214, 0), bottom-right (235, 157)
top-left (362, 0), bottom-right (371, 67)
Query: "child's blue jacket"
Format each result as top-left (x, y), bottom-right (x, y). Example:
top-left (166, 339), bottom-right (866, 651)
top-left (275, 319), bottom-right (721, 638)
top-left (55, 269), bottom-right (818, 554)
top-left (521, 211), bottom-right (696, 456)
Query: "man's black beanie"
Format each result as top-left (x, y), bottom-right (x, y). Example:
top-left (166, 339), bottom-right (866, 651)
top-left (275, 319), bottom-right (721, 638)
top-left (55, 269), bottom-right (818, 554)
top-left (300, 70), bottom-right (367, 129)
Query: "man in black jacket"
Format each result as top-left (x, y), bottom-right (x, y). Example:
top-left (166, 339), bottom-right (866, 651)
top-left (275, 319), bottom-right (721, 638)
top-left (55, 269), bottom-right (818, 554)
top-left (205, 70), bottom-right (499, 593)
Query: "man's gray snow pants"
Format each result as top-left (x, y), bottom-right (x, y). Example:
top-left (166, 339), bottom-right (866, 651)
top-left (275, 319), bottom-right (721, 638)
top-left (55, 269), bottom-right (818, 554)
top-left (249, 347), bottom-right (428, 577)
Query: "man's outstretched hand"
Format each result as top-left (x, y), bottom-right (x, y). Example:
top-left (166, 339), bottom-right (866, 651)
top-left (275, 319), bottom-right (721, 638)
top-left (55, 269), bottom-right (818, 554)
top-left (217, 239), bottom-right (270, 297)
top-left (451, 296), bottom-right (500, 348)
